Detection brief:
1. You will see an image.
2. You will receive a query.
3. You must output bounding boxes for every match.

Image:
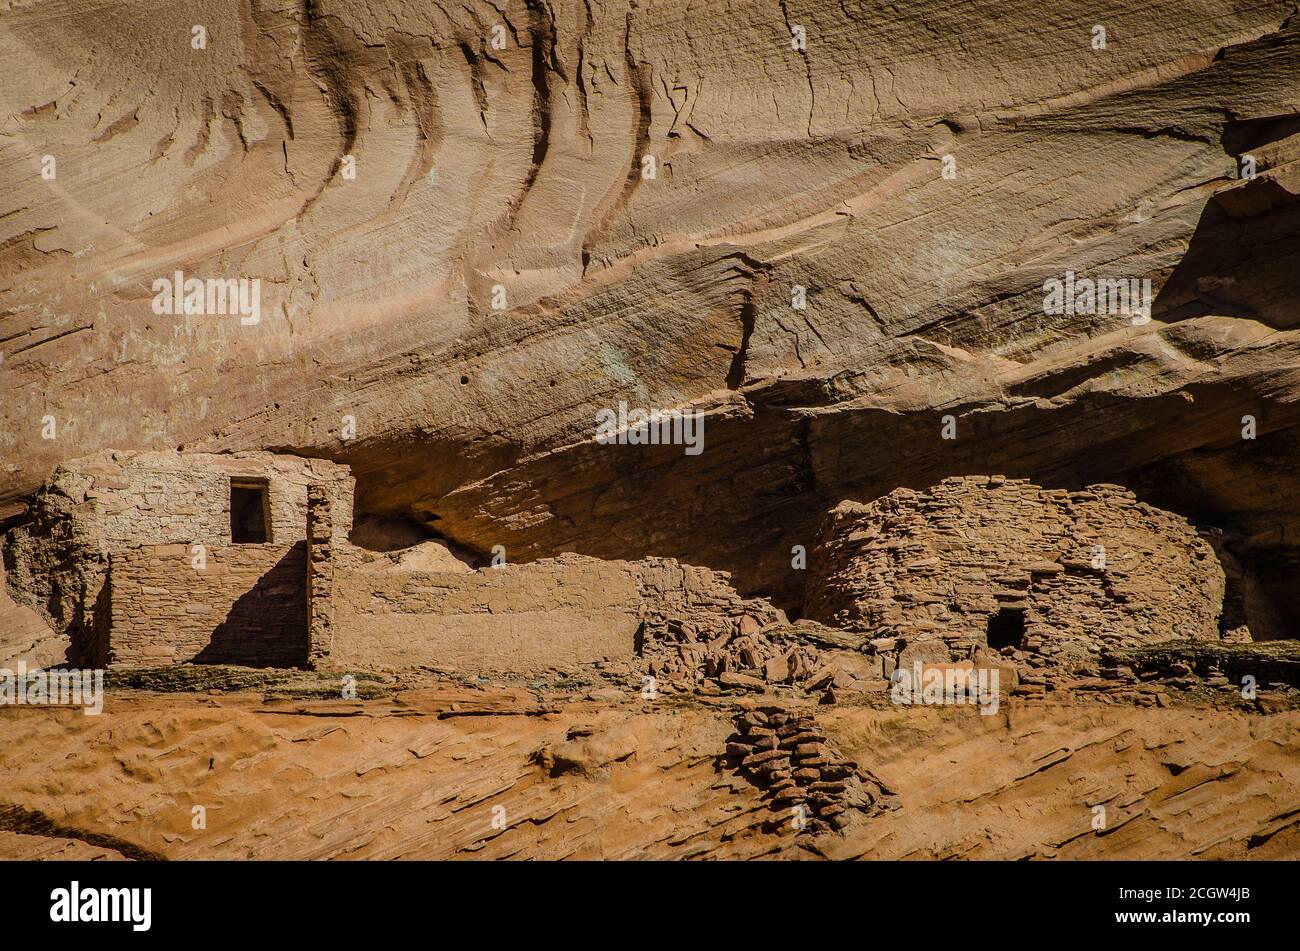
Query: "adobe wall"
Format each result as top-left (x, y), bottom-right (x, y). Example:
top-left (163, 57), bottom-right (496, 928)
top-left (322, 546), bottom-right (772, 673)
top-left (106, 543), bottom-right (308, 668)
top-left (805, 476), bottom-right (1227, 666)
top-left (328, 553), bottom-right (644, 671)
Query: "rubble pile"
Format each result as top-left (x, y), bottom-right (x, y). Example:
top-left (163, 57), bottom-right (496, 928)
top-left (726, 707), bottom-right (895, 834)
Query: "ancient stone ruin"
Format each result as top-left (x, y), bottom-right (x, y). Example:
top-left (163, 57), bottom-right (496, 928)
top-left (2, 450), bottom-right (1252, 705)
top-left (4, 0), bottom-right (1300, 871)
top-left (2, 450), bottom-right (352, 668)
top-left (805, 477), bottom-right (1235, 673)
top-left (2, 449), bottom-right (801, 675)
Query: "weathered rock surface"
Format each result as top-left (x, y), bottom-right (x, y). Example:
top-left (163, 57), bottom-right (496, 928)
top-left (0, 681), bottom-right (1296, 860)
top-left (3, 1), bottom-right (1300, 865)
top-left (0, 564), bottom-right (67, 670)
top-left (3, 1), bottom-right (1299, 626)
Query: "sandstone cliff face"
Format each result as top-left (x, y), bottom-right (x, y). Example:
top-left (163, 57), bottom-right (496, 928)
top-left (3, 1), bottom-right (1300, 865)
top-left (1, 683), bottom-right (1297, 860)
top-left (3, 1), bottom-right (1299, 630)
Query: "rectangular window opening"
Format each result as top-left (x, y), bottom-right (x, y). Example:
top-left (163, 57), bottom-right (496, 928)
top-left (230, 479), bottom-right (271, 544)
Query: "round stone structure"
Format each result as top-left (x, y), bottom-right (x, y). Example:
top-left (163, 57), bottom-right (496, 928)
top-left (804, 476), bottom-right (1228, 667)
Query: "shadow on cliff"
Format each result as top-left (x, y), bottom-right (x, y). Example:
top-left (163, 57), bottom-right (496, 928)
top-left (1151, 165), bottom-right (1300, 329)
top-left (343, 159), bottom-right (1300, 633)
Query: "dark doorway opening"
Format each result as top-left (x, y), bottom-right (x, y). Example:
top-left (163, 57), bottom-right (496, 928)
top-left (230, 479), bottom-right (270, 543)
top-left (987, 608), bottom-right (1025, 650)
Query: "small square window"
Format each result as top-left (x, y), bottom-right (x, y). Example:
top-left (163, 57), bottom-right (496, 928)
top-left (230, 479), bottom-right (271, 544)
top-left (987, 607), bottom-right (1025, 650)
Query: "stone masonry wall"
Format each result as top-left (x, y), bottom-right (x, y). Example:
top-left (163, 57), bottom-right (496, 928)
top-left (3, 450), bottom-right (351, 662)
top-left (726, 707), bottom-right (896, 834)
top-left (805, 477), bottom-right (1227, 667)
top-left (59, 449), bottom-right (353, 548)
top-left (306, 485), bottom-right (334, 669)
top-left (323, 550), bottom-right (769, 674)
top-left (107, 543), bottom-right (308, 667)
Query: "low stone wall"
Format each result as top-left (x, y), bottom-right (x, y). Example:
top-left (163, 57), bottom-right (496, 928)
top-left (726, 707), bottom-right (895, 834)
top-left (329, 553), bottom-right (644, 671)
top-left (107, 543), bottom-right (307, 667)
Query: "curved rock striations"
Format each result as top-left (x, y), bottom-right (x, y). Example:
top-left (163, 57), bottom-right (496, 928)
top-left (2, 2), bottom-right (1299, 622)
